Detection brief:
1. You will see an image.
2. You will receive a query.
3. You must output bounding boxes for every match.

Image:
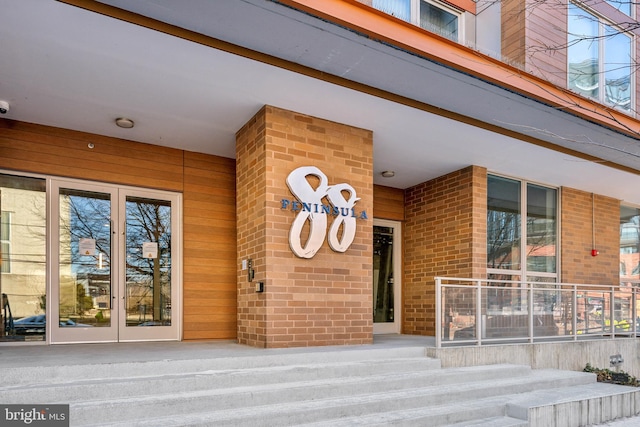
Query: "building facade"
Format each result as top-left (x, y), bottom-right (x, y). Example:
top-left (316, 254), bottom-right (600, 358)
top-left (1, 0), bottom-right (640, 348)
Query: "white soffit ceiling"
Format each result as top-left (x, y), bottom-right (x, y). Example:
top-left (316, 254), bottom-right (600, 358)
top-left (1, 0), bottom-right (640, 204)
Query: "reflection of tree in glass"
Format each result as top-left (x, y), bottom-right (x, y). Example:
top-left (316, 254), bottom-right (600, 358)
top-left (60, 193), bottom-right (172, 323)
top-left (62, 193), bottom-right (111, 268)
top-left (487, 209), bottom-right (520, 270)
top-left (126, 198), bottom-right (171, 323)
top-left (60, 192), bottom-right (111, 317)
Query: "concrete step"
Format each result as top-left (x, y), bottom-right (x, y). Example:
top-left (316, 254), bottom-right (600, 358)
top-left (87, 395), bottom-right (516, 427)
top-left (2, 344), bottom-right (637, 427)
top-left (506, 381), bottom-right (640, 427)
top-left (0, 357), bottom-right (441, 404)
top-left (0, 345), bottom-right (435, 386)
top-left (72, 366), bottom-right (594, 426)
top-left (445, 416), bottom-right (529, 427)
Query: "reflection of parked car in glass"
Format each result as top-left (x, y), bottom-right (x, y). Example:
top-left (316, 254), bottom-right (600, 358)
top-left (137, 321), bottom-right (171, 326)
top-left (13, 315), bottom-right (46, 335)
top-left (13, 315), bottom-right (92, 334)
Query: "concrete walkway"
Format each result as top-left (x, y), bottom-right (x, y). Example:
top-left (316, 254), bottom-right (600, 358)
top-left (0, 334), bottom-right (436, 368)
top-left (592, 416), bottom-right (640, 426)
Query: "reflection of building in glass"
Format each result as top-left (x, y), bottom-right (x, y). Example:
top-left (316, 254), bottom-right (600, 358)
top-left (620, 205), bottom-right (640, 286)
top-left (0, 176), bottom-right (46, 341)
top-left (567, 3), bottom-right (632, 111)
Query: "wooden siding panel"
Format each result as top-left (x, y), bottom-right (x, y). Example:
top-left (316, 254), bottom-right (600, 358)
top-left (502, 0), bottom-right (526, 66)
top-left (524, 1), bottom-right (567, 87)
top-left (0, 121), bottom-right (184, 191)
top-left (373, 184), bottom-right (404, 221)
top-left (0, 118), bottom-right (238, 341)
top-left (182, 151), bottom-right (237, 340)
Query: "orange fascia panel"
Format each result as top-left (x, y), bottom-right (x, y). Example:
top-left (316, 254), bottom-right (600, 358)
top-left (444, 0), bottom-right (476, 14)
top-left (280, 0), bottom-right (640, 139)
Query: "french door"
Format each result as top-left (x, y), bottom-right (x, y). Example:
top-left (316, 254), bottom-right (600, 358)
top-left (373, 219), bottom-right (401, 334)
top-left (50, 179), bottom-right (180, 343)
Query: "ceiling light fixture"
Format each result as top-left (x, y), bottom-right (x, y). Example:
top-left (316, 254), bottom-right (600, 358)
top-left (115, 117), bottom-right (134, 129)
top-left (381, 171), bottom-right (395, 178)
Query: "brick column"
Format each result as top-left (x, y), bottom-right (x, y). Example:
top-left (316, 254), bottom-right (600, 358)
top-left (403, 166), bottom-right (487, 335)
top-left (236, 106), bottom-right (373, 348)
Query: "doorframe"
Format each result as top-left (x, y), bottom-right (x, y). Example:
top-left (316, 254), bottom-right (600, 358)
top-left (47, 177), bottom-right (182, 344)
top-left (373, 218), bottom-right (402, 334)
top-left (117, 186), bottom-right (182, 342)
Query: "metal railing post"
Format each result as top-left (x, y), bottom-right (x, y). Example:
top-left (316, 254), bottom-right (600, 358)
top-left (573, 285), bottom-right (578, 341)
top-left (610, 287), bottom-right (615, 340)
top-left (435, 277), bottom-right (442, 348)
top-left (528, 281), bottom-right (534, 343)
top-left (476, 279), bottom-right (482, 346)
top-left (631, 284), bottom-right (638, 338)
top-left (634, 287), bottom-right (638, 337)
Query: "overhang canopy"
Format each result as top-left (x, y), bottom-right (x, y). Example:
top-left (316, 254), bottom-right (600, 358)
top-left (1, 0), bottom-right (640, 203)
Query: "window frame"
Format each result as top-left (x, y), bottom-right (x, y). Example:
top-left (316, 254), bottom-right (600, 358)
top-left (414, 0), bottom-right (464, 42)
top-left (567, 2), bottom-right (635, 113)
top-left (606, 0), bottom-right (632, 17)
top-left (487, 173), bottom-right (560, 283)
top-left (372, 0), bottom-right (464, 43)
top-left (620, 204), bottom-right (640, 286)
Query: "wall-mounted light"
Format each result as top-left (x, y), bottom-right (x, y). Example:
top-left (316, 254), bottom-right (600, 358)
top-left (115, 117), bottom-right (134, 129)
top-left (381, 171), bottom-right (395, 178)
top-left (610, 354), bottom-right (624, 367)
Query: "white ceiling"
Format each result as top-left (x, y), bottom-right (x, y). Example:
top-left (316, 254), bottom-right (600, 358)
top-left (2, 0), bottom-right (640, 205)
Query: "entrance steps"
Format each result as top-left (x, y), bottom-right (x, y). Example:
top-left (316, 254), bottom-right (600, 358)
top-left (0, 345), bottom-right (638, 426)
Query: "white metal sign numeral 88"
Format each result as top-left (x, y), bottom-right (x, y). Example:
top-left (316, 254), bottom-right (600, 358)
top-left (286, 166), bottom-right (359, 259)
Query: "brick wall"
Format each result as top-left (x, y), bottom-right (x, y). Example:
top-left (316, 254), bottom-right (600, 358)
top-left (235, 110), bottom-right (268, 347)
top-left (561, 188), bottom-right (620, 285)
top-left (236, 106), bottom-right (374, 348)
top-left (403, 166), bottom-right (487, 335)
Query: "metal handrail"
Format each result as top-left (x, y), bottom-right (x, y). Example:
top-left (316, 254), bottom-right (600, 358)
top-left (435, 277), bottom-right (639, 348)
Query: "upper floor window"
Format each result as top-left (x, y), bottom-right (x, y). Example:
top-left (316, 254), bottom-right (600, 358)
top-left (620, 205), bottom-right (640, 284)
top-left (568, 3), bottom-right (633, 111)
top-left (372, 0), bottom-right (462, 42)
top-left (487, 175), bottom-right (558, 280)
top-left (606, 0), bottom-right (631, 16)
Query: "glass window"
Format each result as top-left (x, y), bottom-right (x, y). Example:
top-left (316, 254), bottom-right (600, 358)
top-left (1, 212), bottom-right (10, 273)
top-left (488, 175), bottom-right (558, 279)
top-left (606, 0), bottom-right (631, 16)
top-left (372, 0), bottom-right (411, 21)
top-left (568, 3), bottom-right (632, 111)
top-left (372, 0), bottom-right (462, 42)
top-left (0, 174), bottom-right (47, 341)
top-left (420, 0), bottom-right (459, 41)
top-left (487, 175), bottom-right (521, 270)
top-left (526, 184), bottom-right (557, 273)
top-left (620, 205), bottom-right (640, 285)
top-left (604, 25), bottom-right (632, 109)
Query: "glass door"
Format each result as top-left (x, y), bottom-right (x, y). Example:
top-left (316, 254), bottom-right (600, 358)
top-left (50, 180), bottom-right (180, 343)
top-left (51, 182), bottom-right (117, 343)
top-left (373, 219), bottom-right (401, 334)
top-left (118, 190), bottom-right (178, 342)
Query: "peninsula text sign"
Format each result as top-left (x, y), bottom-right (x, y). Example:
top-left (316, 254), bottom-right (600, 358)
top-left (281, 166), bottom-right (367, 259)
